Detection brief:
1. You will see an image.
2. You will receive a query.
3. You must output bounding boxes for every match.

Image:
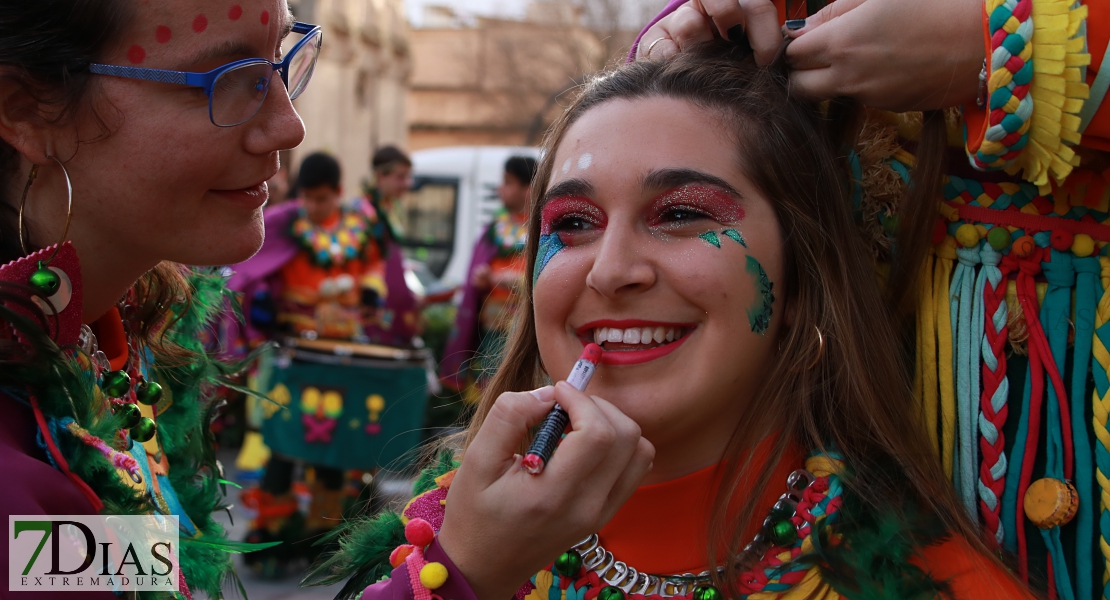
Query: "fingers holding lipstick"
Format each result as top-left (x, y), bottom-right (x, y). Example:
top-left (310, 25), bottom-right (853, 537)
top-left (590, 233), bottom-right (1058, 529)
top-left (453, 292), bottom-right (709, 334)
top-left (464, 386), bottom-right (557, 483)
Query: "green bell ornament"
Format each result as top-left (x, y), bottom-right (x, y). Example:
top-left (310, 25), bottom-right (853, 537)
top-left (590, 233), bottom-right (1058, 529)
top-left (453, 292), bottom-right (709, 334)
top-left (113, 402), bottom-right (142, 429)
top-left (768, 518), bottom-right (796, 547)
top-left (692, 585), bottom-right (723, 600)
top-left (130, 417), bottom-right (157, 443)
top-left (553, 550), bottom-right (582, 577)
top-left (597, 586), bottom-right (625, 600)
top-left (101, 370), bottom-right (132, 398)
top-left (29, 262), bottom-right (60, 296)
top-left (135, 380), bottom-right (163, 406)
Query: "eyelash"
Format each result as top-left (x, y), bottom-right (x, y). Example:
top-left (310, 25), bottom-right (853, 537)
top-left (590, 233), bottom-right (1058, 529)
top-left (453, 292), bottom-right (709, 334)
top-left (650, 204), bottom-right (713, 226)
top-left (540, 197), bottom-right (607, 235)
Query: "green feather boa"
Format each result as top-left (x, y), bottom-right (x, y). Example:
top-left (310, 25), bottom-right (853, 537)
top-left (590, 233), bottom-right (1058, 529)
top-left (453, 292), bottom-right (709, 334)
top-left (304, 450), bottom-right (458, 599)
top-left (0, 270), bottom-right (258, 598)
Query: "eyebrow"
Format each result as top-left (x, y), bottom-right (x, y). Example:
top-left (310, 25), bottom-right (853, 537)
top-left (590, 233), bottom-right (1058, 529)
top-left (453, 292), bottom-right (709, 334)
top-left (541, 167), bottom-right (742, 209)
top-left (641, 168), bottom-right (743, 199)
top-left (542, 178), bottom-right (596, 206)
top-left (178, 15), bottom-right (296, 70)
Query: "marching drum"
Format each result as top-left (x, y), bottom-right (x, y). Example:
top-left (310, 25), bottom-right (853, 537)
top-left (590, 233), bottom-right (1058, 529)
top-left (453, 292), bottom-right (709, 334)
top-left (260, 337), bottom-right (432, 471)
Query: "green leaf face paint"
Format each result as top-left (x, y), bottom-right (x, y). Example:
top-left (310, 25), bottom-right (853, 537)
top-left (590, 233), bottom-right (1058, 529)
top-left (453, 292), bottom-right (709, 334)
top-left (699, 231), bottom-right (721, 248)
top-left (722, 228), bottom-right (746, 247)
top-left (745, 255), bottom-right (775, 335)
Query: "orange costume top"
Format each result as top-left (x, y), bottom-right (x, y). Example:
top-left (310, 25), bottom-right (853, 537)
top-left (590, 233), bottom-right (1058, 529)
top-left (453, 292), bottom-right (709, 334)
top-left (604, 448), bottom-right (1033, 600)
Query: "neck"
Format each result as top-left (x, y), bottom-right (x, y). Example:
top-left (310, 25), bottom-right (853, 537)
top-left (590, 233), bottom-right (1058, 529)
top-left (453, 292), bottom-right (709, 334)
top-left (76, 237), bottom-right (156, 324)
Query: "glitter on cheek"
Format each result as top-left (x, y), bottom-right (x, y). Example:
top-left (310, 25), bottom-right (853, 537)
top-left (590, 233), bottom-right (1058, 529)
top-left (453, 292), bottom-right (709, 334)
top-left (155, 26), bottom-right (172, 44)
top-left (561, 158), bottom-right (572, 174)
top-left (261, 10), bottom-right (270, 25)
top-left (229, 5), bottom-right (244, 20)
top-left (577, 153), bottom-right (593, 170)
top-left (192, 15), bottom-right (208, 33)
top-left (533, 233), bottom-right (566, 286)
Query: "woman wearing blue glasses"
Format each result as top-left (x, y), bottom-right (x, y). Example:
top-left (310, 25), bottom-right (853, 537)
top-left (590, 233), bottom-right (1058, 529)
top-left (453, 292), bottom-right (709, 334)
top-left (0, 0), bottom-right (318, 596)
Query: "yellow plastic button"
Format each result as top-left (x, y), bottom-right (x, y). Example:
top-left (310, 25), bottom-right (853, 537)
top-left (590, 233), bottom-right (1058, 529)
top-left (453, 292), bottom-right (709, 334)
top-left (1023, 478), bottom-right (1078, 529)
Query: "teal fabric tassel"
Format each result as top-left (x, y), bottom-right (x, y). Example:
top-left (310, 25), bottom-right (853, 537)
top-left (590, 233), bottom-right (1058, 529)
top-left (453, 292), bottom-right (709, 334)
top-left (1071, 256), bottom-right (1098, 600)
top-left (951, 244), bottom-right (981, 518)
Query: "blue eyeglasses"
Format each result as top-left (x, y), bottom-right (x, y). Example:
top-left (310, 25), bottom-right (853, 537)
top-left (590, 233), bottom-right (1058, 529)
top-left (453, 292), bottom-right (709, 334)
top-left (89, 22), bottom-right (322, 127)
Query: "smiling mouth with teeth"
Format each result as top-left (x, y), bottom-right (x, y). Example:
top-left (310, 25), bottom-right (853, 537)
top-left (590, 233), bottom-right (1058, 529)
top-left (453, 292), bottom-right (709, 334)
top-left (590, 325), bottom-right (693, 351)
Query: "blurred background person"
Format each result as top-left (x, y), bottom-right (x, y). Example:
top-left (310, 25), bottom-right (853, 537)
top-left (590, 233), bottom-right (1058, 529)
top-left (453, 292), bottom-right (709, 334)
top-left (440, 156), bottom-right (535, 402)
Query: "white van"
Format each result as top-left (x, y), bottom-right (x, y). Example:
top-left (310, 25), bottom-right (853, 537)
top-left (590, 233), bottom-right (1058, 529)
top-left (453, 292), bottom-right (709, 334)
top-left (392, 146), bottom-right (541, 294)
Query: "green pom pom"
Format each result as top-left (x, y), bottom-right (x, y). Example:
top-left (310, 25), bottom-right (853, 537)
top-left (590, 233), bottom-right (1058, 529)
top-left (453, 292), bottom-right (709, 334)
top-left (598, 586), bottom-right (625, 600)
top-left (136, 380), bottom-right (163, 405)
top-left (101, 370), bottom-right (132, 398)
top-left (692, 585), bottom-right (723, 600)
top-left (29, 263), bottom-right (60, 295)
top-left (987, 226), bottom-right (1012, 251)
top-left (130, 417), bottom-right (157, 443)
top-left (553, 551), bottom-right (582, 577)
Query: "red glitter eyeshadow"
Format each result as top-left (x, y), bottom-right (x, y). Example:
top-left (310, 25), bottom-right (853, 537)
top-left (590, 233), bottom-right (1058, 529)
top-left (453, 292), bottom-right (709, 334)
top-left (540, 196), bottom-right (607, 235)
top-left (647, 185), bottom-right (744, 226)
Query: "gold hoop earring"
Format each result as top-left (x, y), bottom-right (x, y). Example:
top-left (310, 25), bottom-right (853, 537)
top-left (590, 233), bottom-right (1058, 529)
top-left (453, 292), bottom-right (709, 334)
top-left (19, 156), bottom-right (74, 297)
top-left (805, 325), bottom-right (825, 370)
top-left (18, 155), bottom-right (73, 258)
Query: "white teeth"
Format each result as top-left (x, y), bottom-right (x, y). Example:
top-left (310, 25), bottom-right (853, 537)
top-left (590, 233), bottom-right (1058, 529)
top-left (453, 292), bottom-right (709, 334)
top-left (606, 328), bottom-right (624, 343)
top-left (640, 327), bottom-right (653, 343)
top-left (623, 328), bottom-right (641, 344)
top-left (592, 325), bottom-right (683, 345)
top-left (595, 327), bottom-right (606, 345)
top-left (665, 328), bottom-right (675, 342)
top-left (652, 326), bottom-right (666, 343)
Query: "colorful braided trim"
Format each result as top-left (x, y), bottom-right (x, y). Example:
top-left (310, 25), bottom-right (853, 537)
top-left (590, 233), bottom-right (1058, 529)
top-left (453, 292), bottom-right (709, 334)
top-left (970, 0), bottom-right (1090, 194)
top-left (971, 0), bottom-right (1034, 172)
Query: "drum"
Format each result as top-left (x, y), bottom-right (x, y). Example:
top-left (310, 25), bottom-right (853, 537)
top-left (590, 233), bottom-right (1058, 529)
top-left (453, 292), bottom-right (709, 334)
top-left (260, 337), bottom-right (431, 471)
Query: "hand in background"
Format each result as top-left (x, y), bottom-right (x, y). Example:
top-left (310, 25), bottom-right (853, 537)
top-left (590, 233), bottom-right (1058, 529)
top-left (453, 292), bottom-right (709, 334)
top-left (786, 0), bottom-right (984, 111)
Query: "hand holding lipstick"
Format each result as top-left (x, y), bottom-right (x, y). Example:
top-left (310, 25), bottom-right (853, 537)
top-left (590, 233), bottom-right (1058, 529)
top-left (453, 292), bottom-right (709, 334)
top-left (437, 373), bottom-right (654, 600)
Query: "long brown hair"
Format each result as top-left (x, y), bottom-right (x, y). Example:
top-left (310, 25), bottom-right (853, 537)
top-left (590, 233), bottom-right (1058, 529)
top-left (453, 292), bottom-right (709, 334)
top-left (462, 41), bottom-right (987, 594)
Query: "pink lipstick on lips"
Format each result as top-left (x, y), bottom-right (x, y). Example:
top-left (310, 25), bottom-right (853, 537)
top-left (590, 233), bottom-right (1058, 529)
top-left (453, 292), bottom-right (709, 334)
top-left (575, 319), bottom-right (695, 366)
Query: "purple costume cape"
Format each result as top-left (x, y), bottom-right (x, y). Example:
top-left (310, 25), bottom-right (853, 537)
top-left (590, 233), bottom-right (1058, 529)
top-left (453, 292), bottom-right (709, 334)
top-left (225, 199), bottom-right (418, 350)
top-left (438, 224), bottom-right (501, 391)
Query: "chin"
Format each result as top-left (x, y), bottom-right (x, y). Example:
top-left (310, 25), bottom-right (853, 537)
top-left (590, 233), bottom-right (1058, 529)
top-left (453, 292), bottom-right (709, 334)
top-left (169, 217), bottom-right (265, 267)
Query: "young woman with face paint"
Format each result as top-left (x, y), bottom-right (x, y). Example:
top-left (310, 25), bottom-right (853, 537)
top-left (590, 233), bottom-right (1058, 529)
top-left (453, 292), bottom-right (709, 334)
top-left (0, 0), bottom-right (314, 595)
top-left (318, 42), bottom-right (1035, 600)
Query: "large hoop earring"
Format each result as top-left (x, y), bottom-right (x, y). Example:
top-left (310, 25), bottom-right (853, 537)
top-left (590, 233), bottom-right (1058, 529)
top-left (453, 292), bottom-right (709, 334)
top-left (18, 155), bottom-right (73, 260)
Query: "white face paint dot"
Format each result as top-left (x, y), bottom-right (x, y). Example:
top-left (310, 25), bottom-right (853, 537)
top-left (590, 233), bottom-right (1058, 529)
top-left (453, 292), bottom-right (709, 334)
top-left (561, 158), bottom-right (572, 174)
top-left (577, 153), bottom-right (593, 170)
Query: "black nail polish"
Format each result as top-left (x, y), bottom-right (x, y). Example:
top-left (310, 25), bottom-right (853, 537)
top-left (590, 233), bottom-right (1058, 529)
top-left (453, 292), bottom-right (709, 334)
top-left (785, 19), bottom-right (806, 31)
top-left (726, 25), bottom-right (751, 53)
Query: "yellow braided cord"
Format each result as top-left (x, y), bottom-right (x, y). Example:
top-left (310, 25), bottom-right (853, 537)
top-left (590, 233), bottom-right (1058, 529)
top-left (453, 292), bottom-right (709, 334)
top-left (1007, 0), bottom-right (1090, 192)
top-left (1095, 256), bottom-right (1110, 596)
top-left (919, 252), bottom-right (940, 455)
top-left (935, 238), bottom-right (957, 478)
top-left (752, 566), bottom-right (840, 600)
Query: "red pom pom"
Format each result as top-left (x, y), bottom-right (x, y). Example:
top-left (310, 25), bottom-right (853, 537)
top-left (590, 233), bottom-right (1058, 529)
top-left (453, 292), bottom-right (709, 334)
top-left (1050, 230), bottom-right (1073, 252)
top-left (932, 220), bottom-right (947, 245)
top-left (390, 544), bottom-right (415, 567)
top-left (405, 518), bottom-right (435, 547)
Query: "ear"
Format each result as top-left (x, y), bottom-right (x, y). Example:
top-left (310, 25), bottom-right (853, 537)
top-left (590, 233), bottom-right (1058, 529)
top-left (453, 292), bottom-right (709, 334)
top-left (781, 294), bottom-right (796, 329)
top-left (0, 75), bottom-right (55, 166)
